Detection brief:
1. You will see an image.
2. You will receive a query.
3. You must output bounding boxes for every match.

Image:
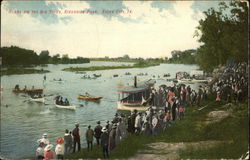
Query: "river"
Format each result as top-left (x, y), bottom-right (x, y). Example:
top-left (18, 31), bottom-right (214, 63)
top-left (0, 61), bottom-right (199, 158)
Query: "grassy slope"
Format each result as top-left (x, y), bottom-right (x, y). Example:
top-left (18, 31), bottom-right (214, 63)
top-left (1, 68), bottom-right (50, 75)
top-left (65, 98), bottom-right (248, 159)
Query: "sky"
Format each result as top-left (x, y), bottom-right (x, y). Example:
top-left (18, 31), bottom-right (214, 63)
top-left (1, 0), bottom-right (224, 58)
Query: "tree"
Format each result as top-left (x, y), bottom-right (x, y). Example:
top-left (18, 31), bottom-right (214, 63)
top-left (61, 54), bottom-right (69, 64)
top-left (195, 1), bottom-right (248, 72)
top-left (123, 54), bottom-right (130, 59)
top-left (50, 54), bottom-right (60, 64)
top-left (39, 50), bottom-right (50, 64)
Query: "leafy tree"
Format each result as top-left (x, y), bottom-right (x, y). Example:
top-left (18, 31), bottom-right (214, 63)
top-left (195, 1), bottom-right (248, 72)
top-left (39, 50), bottom-right (50, 64)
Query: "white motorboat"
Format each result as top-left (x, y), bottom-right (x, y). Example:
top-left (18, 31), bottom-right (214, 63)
top-left (55, 103), bottom-right (76, 110)
top-left (30, 97), bottom-right (45, 103)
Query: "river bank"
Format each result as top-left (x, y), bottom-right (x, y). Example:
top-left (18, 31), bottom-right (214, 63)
top-left (1, 68), bottom-right (50, 75)
top-left (64, 62), bottom-right (248, 159)
top-left (62, 61), bottom-right (159, 72)
top-left (65, 98), bottom-right (248, 159)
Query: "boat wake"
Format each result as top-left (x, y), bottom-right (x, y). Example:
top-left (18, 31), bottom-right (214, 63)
top-left (39, 109), bottom-right (51, 114)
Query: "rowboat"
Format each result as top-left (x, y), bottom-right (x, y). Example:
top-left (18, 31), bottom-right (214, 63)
top-left (13, 89), bottom-right (43, 93)
top-left (30, 97), bottom-right (45, 103)
top-left (55, 103), bottom-right (76, 110)
top-left (78, 95), bottom-right (103, 101)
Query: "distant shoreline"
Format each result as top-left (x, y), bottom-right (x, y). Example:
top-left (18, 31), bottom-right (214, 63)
top-left (1, 68), bottom-right (50, 76)
top-left (62, 61), bottom-right (160, 72)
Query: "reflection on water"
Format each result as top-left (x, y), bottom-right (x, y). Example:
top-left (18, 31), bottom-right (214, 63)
top-left (0, 61), bottom-right (199, 158)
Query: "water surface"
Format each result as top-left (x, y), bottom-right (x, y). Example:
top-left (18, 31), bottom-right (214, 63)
top-left (0, 61), bottom-right (199, 158)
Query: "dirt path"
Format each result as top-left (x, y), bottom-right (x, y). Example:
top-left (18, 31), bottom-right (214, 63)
top-left (130, 109), bottom-right (232, 160)
top-left (129, 140), bottom-right (231, 160)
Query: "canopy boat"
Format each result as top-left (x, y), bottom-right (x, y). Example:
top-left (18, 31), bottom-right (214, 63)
top-left (55, 103), bottom-right (76, 110)
top-left (13, 89), bottom-right (43, 94)
top-left (30, 97), bottom-right (45, 103)
top-left (117, 77), bottom-right (156, 111)
top-left (78, 95), bottom-right (102, 101)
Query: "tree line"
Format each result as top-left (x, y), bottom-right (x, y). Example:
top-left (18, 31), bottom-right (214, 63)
top-left (194, 1), bottom-right (248, 72)
top-left (0, 46), bottom-right (90, 66)
top-left (167, 49), bottom-right (196, 64)
top-left (168, 1), bottom-right (247, 72)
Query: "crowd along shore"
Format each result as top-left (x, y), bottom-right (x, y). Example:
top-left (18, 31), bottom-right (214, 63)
top-left (28, 62), bottom-right (248, 160)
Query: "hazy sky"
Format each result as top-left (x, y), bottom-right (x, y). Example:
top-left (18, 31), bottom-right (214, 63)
top-left (1, 1), bottom-right (223, 58)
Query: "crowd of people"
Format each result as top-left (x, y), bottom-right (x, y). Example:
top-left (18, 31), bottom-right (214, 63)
top-left (35, 62), bottom-right (248, 159)
top-left (211, 62), bottom-right (248, 103)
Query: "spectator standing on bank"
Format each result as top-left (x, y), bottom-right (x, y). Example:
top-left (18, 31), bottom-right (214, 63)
top-left (94, 121), bottom-right (102, 145)
top-left (86, 125), bottom-right (94, 151)
top-left (72, 123), bottom-right (81, 152)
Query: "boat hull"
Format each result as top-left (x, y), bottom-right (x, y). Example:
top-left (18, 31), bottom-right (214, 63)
top-left (78, 95), bottom-right (102, 101)
top-left (13, 89), bottom-right (43, 93)
top-left (55, 104), bottom-right (76, 110)
top-left (117, 102), bottom-right (149, 111)
top-left (30, 97), bottom-right (45, 103)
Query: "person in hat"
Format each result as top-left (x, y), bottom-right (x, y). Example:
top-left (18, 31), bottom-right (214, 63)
top-left (39, 133), bottom-right (49, 147)
top-left (55, 137), bottom-right (64, 159)
top-left (172, 97), bottom-right (177, 121)
top-left (130, 110), bottom-right (137, 134)
top-left (86, 125), bottom-right (94, 151)
top-left (109, 123), bottom-right (117, 151)
top-left (36, 139), bottom-right (46, 160)
top-left (165, 110), bottom-right (172, 127)
top-left (94, 121), bottom-right (102, 145)
top-left (44, 144), bottom-right (55, 160)
top-left (64, 129), bottom-right (73, 154)
top-left (100, 127), bottom-right (109, 158)
top-left (151, 114), bottom-right (158, 136)
top-left (72, 123), bottom-right (81, 152)
top-left (113, 113), bottom-right (119, 123)
top-left (106, 121), bottom-right (112, 134)
top-left (134, 112), bottom-right (142, 135)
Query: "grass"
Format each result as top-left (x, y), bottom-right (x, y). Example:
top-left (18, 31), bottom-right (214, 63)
top-left (65, 98), bottom-right (248, 159)
top-left (62, 61), bottom-right (160, 72)
top-left (1, 68), bottom-right (50, 75)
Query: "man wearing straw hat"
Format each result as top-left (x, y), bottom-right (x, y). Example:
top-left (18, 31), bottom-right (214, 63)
top-left (100, 127), bottom-right (109, 158)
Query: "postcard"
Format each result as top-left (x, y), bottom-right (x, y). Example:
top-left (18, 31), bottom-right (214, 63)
top-left (0, 0), bottom-right (248, 159)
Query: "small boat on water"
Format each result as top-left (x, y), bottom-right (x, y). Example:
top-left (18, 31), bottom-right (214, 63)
top-left (93, 74), bottom-right (102, 78)
top-left (30, 97), bottom-right (45, 103)
top-left (13, 89), bottom-right (43, 94)
top-left (125, 72), bottom-right (131, 75)
top-left (55, 103), bottom-right (76, 110)
top-left (163, 73), bottom-right (170, 77)
top-left (78, 95), bottom-right (102, 101)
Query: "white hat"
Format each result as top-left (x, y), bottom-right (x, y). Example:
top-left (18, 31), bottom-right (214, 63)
top-left (43, 133), bottom-right (47, 138)
top-left (101, 127), bottom-right (107, 132)
top-left (37, 138), bottom-right (46, 144)
top-left (44, 144), bottom-right (53, 151)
